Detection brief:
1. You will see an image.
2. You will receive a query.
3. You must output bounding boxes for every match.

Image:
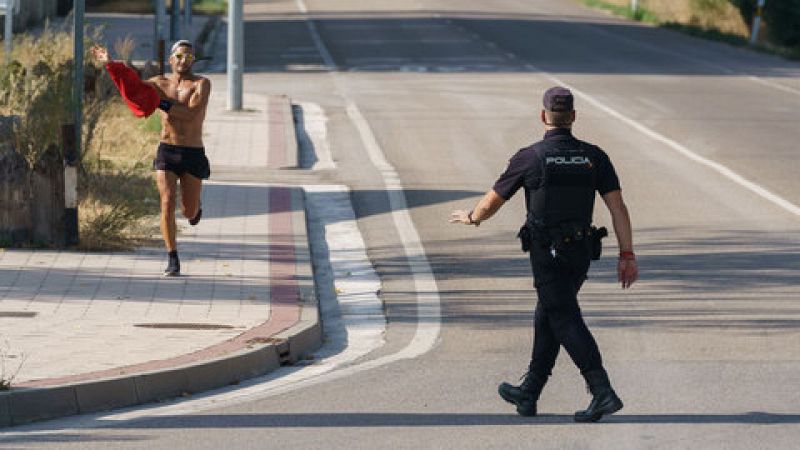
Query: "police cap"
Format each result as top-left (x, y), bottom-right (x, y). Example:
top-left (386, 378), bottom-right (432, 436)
top-left (543, 86), bottom-right (574, 112)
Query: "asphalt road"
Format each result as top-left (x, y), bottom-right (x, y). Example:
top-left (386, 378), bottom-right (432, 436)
top-left (6, 0), bottom-right (800, 447)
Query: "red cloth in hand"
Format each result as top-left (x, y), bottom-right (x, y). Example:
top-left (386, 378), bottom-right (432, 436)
top-left (105, 62), bottom-right (160, 118)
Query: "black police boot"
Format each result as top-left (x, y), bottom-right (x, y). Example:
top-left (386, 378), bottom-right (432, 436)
top-left (574, 368), bottom-right (623, 423)
top-left (164, 251), bottom-right (180, 277)
top-left (498, 371), bottom-right (547, 416)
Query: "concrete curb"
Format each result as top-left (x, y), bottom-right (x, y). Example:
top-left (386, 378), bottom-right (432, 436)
top-left (0, 187), bottom-right (321, 428)
top-left (267, 95), bottom-right (300, 169)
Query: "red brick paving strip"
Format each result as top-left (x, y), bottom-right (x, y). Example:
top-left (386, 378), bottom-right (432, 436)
top-left (19, 187), bottom-right (300, 388)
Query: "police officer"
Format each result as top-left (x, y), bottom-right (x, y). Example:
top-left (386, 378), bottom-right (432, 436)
top-left (450, 86), bottom-right (638, 422)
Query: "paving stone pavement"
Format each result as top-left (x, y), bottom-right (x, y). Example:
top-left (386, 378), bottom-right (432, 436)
top-left (203, 92), bottom-right (297, 169)
top-left (0, 180), bottom-right (281, 384)
top-left (0, 11), bottom-right (320, 427)
top-left (0, 89), bottom-right (304, 388)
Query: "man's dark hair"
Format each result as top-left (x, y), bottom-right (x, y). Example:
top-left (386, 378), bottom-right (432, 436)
top-left (545, 110), bottom-right (575, 128)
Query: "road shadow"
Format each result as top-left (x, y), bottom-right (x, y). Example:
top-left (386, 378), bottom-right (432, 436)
top-left (196, 184), bottom-right (481, 221)
top-left (242, 10), bottom-right (800, 77)
top-left (0, 433), bottom-right (149, 445)
top-left (99, 411), bottom-right (800, 429)
top-left (368, 226), bottom-right (800, 332)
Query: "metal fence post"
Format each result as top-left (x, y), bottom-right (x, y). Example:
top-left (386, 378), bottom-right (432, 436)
top-left (74, 0), bottom-right (84, 159)
top-left (184, 0), bottom-right (192, 32)
top-left (159, 39), bottom-right (165, 75)
top-left (750, 0), bottom-right (766, 46)
top-left (171, 0), bottom-right (180, 40)
top-left (3, 0), bottom-right (15, 63)
top-left (68, 0), bottom-right (84, 246)
top-left (154, 0), bottom-right (166, 61)
top-left (228, 0), bottom-right (243, 110)
top-left (62, 124), bottom-right (79, 246)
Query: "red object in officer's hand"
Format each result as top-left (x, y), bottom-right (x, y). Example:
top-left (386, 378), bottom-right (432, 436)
top-left (105, 62), bottom-right (160, 118)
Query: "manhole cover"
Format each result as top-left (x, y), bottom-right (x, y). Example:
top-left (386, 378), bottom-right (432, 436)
top-left (134, 323), bottom-right (234, 330)
top-left (0, 311), bottom-right (37, 318)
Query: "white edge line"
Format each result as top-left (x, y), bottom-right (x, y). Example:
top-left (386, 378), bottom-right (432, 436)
top-left (296, 0), bottom-right (336, 70)
top-left (294, 100), bottom-right (337, 170)
top-left (0, 185), bottom-right (390, 433)
top-left (345, 100), bottom-right (443, 359)
top-left (528, 66), bottom-right (800, 217)
top-left (575, 15), bottom-right (800, 98)
top-left (297, 0), bottom-right (442, 358)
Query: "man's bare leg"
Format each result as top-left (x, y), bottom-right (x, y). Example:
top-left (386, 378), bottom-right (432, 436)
top-left (156, 170), bottom-right (181, 275)
top-left (179, 172), bottom-right (203, 225)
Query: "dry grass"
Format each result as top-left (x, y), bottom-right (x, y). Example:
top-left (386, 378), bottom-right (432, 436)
top-left (1, 27), bottom-right (162, 251)
top-left (79, 103), bottom-right (161, 251)
top-left (594, 0), bottom-right (749, 36)
top-left (87, 0), bottom-right (226, 15)
top-left (0, 24), bottom-right (74, 168)
top-left (114, 35), bottom-right (137, 63)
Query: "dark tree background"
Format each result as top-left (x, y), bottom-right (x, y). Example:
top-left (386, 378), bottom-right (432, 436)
top-left (730, 0), bottom-right (800, 47)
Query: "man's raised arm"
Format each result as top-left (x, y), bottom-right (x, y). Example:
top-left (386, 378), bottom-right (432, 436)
top-left (91, 45), bottom-right (161, 118)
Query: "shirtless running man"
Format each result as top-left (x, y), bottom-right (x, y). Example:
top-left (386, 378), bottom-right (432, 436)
top-left (92, 40), bottom-right (211, 276)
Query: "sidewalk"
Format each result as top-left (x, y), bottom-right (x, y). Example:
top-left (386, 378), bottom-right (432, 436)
top-left (0, 21), bottom-right (317, 425)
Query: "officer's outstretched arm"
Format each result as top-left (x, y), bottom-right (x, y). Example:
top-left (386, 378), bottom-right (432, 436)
top-left (601, 190), bottom-right (638, 289)
top-left (449, 189), bottom-right (506, 226)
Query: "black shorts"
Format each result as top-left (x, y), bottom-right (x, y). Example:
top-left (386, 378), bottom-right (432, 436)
top-left (153, 143), bottom-right (211, 179)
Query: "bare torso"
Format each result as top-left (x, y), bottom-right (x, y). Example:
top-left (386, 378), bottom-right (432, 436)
top-left (149, 74), bottom-right (209, 148)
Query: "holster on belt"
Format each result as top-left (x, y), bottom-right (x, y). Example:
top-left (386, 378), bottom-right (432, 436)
top-left (517, 225), bottom-right (534, 252)
top-left (588, 225), bottom-right (608, 260)
top-left (517, 219), bottom-right (607, 260)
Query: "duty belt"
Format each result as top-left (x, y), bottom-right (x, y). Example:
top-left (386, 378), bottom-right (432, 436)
top-left (517, 221), bottom-right (607, 260)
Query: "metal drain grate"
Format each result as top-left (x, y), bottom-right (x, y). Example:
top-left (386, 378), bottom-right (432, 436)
top-left (134, 323), bottom-right (235, 330)
top-left (0, 311), bottom-right (37, 318)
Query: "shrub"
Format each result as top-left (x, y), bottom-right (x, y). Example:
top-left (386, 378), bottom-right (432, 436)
top-left (730, 0), bottom-right (757, 29)
top-left (763, 0), bottom-right (800, 47)
top-left (1, 25), bottom-right (160, 250)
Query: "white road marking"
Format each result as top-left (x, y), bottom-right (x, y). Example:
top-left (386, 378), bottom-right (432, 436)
top-left (578, 20), bottom-right (800, 97)
top-left (0, 185), bottom-right (388, 434)
top-left (526, 64), bottom-right (800, 217)
top-left (296, 0), bottom-right (337, 70)
top-left (296, 0), bottom-right (442, 362)
top-left (0, 0), bottom-right (445, 430)
top-left (337, 38), bottom-right (473, 44)
top-left (294, 101), bottom-right (337, 170)
top-left (344, 101), bottom-right (442, 359)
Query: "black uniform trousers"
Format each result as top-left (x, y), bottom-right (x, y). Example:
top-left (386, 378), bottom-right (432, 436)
top-left (527, 240), bottom-right (603, 378)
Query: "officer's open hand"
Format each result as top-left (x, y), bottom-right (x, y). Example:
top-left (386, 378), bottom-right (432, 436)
top-left (449, 210), bottom-right (472, 225)
top-left (618, 258), bottom-right (638, 289)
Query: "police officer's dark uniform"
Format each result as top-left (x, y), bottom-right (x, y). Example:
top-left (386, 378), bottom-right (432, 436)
top-left (494, 87), bottom-right (624, 422)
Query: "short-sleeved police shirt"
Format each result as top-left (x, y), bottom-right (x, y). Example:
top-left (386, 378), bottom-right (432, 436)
top-left (493, 128), bottom-right (620, 203)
